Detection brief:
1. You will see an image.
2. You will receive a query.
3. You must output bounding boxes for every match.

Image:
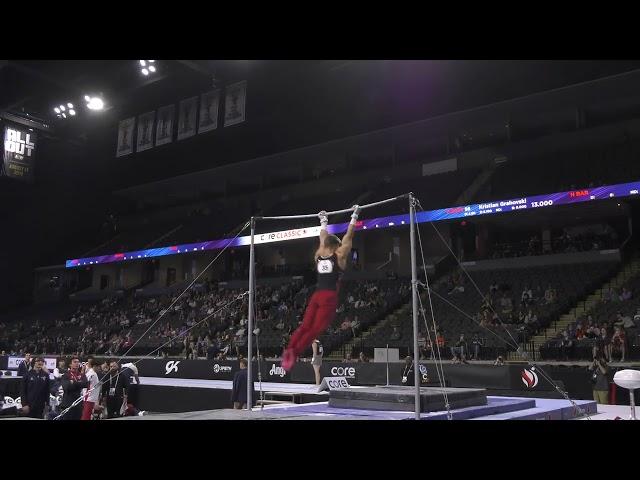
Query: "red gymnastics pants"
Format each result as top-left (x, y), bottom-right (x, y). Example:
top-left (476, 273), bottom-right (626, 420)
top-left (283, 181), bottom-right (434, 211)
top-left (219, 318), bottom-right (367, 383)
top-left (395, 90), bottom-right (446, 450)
top-left (287, 289), bottom-right (338, 358)
top-left (81, 401), bottom-right (95, 420)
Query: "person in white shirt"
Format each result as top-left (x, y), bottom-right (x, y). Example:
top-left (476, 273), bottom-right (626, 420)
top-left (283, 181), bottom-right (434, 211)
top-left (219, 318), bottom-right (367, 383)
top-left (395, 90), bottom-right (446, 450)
top-left (121, 362), bottom-right (140, 384)
top-left (81, 358), bottom-right (101, 420)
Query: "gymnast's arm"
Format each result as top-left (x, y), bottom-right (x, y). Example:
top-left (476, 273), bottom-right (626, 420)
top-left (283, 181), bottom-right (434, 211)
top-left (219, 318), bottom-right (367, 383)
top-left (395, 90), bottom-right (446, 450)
top-left (336, 205), bottom-right (360, 267)
top-left (316, 210), bottom-right (329, 260)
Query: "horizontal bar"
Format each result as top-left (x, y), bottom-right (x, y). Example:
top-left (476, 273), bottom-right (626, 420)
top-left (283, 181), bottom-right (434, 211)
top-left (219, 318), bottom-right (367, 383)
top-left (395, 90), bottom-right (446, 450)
top-left (256, 193), bottom-right (410, 221)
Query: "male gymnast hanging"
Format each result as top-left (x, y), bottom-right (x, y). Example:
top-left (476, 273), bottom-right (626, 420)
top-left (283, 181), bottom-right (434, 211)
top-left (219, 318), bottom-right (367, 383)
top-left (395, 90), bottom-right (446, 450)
top-left (281, 205), bottom-right (361, 371)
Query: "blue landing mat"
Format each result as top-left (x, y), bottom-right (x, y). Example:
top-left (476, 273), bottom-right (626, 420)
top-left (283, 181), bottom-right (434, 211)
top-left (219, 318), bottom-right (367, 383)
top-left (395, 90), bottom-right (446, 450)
top-left (266, 396), bottom-right (598, 420)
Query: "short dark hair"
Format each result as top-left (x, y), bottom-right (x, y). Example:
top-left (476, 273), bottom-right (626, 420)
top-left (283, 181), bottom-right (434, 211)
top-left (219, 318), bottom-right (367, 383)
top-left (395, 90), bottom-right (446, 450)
top-left (239, 358), bottom-right (248, 368)
top-left (70, 356), bottom-right (80, 363)
top-left (324, 235), bottom-right (341, 249)
top-left (35, 357), bottom-right (45, 363)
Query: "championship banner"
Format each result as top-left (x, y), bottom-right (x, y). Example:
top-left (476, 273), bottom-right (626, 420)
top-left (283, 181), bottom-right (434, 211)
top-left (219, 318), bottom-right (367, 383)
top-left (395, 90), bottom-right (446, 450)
top-left (155, 104), bottom-right (175, 146)
top-left (136, 111), bottom-right (155, 152)
top-left (198, 89), bottom-right (220, 134)
top-left (177, 96), bottom-right (198, 141)
top-left (2, 123), bottom-right (36, 181)
top-left (115, 117), bottom-right (135, 157)
top-left (223, 81), bottom-right (246, 127)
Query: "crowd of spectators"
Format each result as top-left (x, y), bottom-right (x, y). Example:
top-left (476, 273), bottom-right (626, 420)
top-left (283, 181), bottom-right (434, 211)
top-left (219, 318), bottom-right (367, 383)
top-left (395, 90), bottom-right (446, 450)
top-left (0, 276), bottom-right (410, 361)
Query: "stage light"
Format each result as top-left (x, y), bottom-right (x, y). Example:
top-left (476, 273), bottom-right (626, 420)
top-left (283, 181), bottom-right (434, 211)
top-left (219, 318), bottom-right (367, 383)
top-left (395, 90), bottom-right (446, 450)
top-left (61, 113), bottom-right (67, 118)
top-left (67, 103), bottom-right (73, 108)
top-left (85, 96), bottom-right (104, 111)
top-left (60, 105), bottom-right (65, 111)
top-left (54, 107), bottom-right (60, 113)
top-left (69, 109), bottom-right (76, 116)
top-left (139, 60), bottom-right (157, 75)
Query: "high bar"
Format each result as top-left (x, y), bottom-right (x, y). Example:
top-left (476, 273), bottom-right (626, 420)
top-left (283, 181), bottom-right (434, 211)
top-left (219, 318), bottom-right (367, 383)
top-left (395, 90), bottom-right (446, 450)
top-left (255, 193), bottom-right (411, 221)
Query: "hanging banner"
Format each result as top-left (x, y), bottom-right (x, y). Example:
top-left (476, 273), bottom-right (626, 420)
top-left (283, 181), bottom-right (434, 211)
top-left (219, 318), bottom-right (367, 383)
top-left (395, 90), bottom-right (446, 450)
top-left (198, 89), bottom-right (220, 134)
top-left (155, 104), bottom-right (175, 146)
top-left (115, 117), bottom-right (135, 157)
top-left (177, 96), bottom-right (198, 141)
top-left (223, 81), bottom-right (246, 127)
top-left (136, 111), bottom-right (155, 152)
top-left (2, 123), bottom-right (36, 181)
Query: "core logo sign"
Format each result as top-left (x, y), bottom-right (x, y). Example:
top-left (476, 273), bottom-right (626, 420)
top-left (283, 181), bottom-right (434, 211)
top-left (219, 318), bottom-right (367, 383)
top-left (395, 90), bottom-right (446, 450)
top-left (165, 361), bottom-right (180, 375)
top-left (521, 368), bottom-right (538, 388)
top-left (270, 364), bottom-right (286, 377)
top-left (330, 366), bottom-right (355, 378)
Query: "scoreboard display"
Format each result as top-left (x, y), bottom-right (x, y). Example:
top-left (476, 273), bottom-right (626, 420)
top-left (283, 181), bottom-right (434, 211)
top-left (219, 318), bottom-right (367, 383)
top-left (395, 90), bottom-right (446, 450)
top-left (66, 180), bottom-right (640, 268)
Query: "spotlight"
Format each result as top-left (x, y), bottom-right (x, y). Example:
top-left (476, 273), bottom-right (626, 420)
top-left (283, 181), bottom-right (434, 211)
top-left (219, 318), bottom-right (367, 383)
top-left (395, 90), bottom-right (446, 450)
top-left (62, 113), bottom-right (67, 118)
top-left (54, 107), bottom-right (60, 114)
top-left (85, 96), bottom-right (104, 111)
top-left (60, 105), bottom-right (66, 111)
top-left (67, 103), bottom-right (73, 108)
top-left (139, 60), bottom-right (157, 75)
top-left (69, 109), bottom-right (76, 116)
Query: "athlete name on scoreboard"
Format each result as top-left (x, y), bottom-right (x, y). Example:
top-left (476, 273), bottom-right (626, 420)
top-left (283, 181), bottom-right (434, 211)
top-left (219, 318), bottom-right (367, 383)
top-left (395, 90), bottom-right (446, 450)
top-left (2, 125), bottom-right (36, 181)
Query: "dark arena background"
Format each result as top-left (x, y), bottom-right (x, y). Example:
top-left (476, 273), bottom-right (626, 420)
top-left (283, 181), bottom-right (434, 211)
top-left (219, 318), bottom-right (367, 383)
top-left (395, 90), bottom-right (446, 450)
top-left (3, 59), bottom-right (640, 421)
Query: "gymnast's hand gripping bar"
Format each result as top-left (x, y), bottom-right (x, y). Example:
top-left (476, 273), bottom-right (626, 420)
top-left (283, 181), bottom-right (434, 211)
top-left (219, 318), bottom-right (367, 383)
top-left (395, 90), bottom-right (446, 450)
top-left (254, 193), bottom-right (411, 221)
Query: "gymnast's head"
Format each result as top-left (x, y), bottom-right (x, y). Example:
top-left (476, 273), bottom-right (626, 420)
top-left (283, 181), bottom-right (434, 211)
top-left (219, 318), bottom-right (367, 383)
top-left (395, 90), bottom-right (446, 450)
top-left (324, 234), bottom-right (342, 252)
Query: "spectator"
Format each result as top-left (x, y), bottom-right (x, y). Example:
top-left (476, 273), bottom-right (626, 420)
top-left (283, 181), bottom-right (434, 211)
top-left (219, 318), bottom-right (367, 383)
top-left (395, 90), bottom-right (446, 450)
top-left (499, 293), bottom-right (513, 314)
top-left (121, 362), bottom-right (140, 384)
top-left (615, 312), bottom-right (635, 330)
top-left (521, 286), bottom-right (533, 306)
top-left (544, 285), bottom-right (556, 304)
top-left (17, 352), bottom-right (33, 377)
top-left (611, 326), bottom-right (626, 362)
top-left (20, 357), bottom-right (50, 419)
top-left (390, 326), bottom-right (401, 341)
top-left (493, 356), bottom-right (505, 366)
top-left (619, 287), bottom-right (632, 302)
top-left (81, 358), bottom-right (100, 420)
top-left (340, 317), bottom-right (352, 332)
top-left (559, 330), bottom-right (575, 360)
top-left (60, 356), bottom-right (89, 420)
top-left (231, 358), bottom-right (256, 409)
top-left (471, 334), bottom-right (483, 360)
top-left (451, 334), bottom-right (467, 363)
top-left (351, 316), bottom-right (361, 338)
top-left (588, 356), bottom-right (610, 404)
top-left (358, 352), bottom-right (370, 363)
top-left (103, 361), bottom-right (129, 419)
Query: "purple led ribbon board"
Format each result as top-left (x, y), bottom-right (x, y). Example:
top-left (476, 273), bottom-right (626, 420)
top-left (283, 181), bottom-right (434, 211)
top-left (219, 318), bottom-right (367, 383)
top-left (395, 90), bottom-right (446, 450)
top-left (66, 180), bottom-right (640, 268)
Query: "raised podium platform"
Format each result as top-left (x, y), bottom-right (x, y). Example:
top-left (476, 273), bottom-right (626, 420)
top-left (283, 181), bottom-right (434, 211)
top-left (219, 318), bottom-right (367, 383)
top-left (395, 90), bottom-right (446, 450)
top-left (328, 386), bottom-right (487, 412)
